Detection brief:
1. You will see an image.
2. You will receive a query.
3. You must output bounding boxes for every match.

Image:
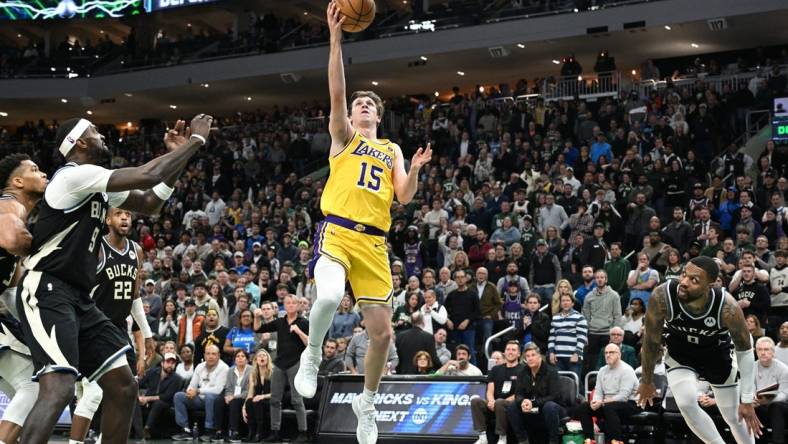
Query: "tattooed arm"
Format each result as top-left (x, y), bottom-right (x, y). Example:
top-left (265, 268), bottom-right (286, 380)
top-left (637, 283), bottom-right (668, 407)
top-left (721, 293), bottom-right (763, 437)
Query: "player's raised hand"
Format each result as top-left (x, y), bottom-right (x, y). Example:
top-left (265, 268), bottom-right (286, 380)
top-left (163, 119), bottom-right (190, 151)
top-left (327, 1), bottom-right (346, 37)
top-left (739, 402), bottom-right (763, 438)
top-left (636, 382), bottom-right (657, 408)
top-left (189, 113), bottom-right (213, 144)
top-left (411, 143), bottom-right (433, 170)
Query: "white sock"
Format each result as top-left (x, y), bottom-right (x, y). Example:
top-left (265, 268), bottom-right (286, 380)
top-left (362, 388), bottom-right (376, 404)
top-left (308, 257), bottom-right (346, 351)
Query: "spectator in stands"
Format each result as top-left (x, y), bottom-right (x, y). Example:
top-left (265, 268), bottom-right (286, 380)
top-left (550, 279), bottom-right (574, 316)
top-left (319, 338), bottom-right (345, 375)
top-left (537, 194), bottom-right (569, 235)
top-left (548, 293), bottom-right (588, 381)
top-left (573, 343), bottom-right (638, 444)
top-left (171, 344), bottom-right (229, 441)
top-left (627, 253), bottom-right (659, 308)
top-left (420, 289), bottom-right (448, 335)
top-left (213, 349), bottom-right (251, 442)
top-left (490, 216), bottom-right (521, 247)
top-left (195, 308), bottom-right (229, 363)
top-left (224, 309), bottom-right (256, 357)
top-left (624, 193), bottom-right (656, 252)
top-left (137, 352), bottom-right (182, 440)
top-left (329, 295), bottom-right (360, 340)
top-left (620, 298), bottom-right (645, 347)
top-left (474, 267), bottom-right (500, 342)
top-left (243, 349), bottom-right (273, 442)
top-left (437, 344), bottom-right (482, 376)
top-left (178, 298), bottom-right (204, 347)
top-left (604, 242), bottom-right (631, 305)
top-left (158, 299), bottom-right (179, 343)
top-left (436, 267), bottom-right (458, 303)
top-left (747, 315), bottom-right (766, 343)
top-left (345, 325), bottom-right (399, 375)
top-left (470, 340), bottom-right (523, 444)
top-left (434, 328), bottom-right (451, 365)
top-left (252, 294), bottom-right (309, 443)
top-left (595, 326), bottom-right (638, 371)
top-left (574, 266), bottom-right (597, 308)
top-left (734, 263), bottom-right (771, 325)
top-left (142, 279), bottom-right (163, 318)
top-left (396, 312), bottom-right (440, 374)
top-left (392, 292), bottom-right (422, 332)
top-left (530, 239), bottom-right (562, 306)
top-left (754, 337), bottom-right (788, 444)
top-left (582, 270), bottom-right (622, 374)
top-left (412, 352), bottom-right (435, 375)
top-left (444, 269), bottom-right (481, 363)
top-left (775, 322), bottom-right (788, 366)
top-left (507, 342), bottom-right (566, 444)
top-left (176, 344), bottom-right (195, 381)
top-left (514, 294), bottom-right (551, 354)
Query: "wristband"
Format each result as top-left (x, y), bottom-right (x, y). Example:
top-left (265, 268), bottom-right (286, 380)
top-left (190, 134), bottom-right (206, 145)
top-left (152, 182), bottom-right (174, 201)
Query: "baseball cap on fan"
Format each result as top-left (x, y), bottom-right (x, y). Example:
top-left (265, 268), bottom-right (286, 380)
top-left (164, 352), bottom-right (178, 361)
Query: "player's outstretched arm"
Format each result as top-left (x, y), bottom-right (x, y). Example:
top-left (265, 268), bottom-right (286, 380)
top-left (0, 202), bottom-right (31, 256)
top-left (637, 283), bottom-right (667, 407)
top-left (327, 1), bottom-right (353, 154)
top-left (721, 294), bottom-right (763, 437)
top-left (108, 115), bottom-right (212, 215)
top-left (392, 143), bottom-right (432, 204)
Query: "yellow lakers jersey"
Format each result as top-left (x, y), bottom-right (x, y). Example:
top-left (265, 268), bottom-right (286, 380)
top-left (321, 131), bottom-right (395, 231)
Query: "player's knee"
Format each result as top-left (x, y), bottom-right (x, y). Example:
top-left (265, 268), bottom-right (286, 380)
top-left (369, 327), bottom-right (392, 346)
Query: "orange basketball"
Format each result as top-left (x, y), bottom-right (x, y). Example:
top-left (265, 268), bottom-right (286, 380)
top-left (336, 0), bottom-right (376, 33)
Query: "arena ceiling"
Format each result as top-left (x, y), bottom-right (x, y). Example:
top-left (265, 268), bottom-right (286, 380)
top-left (1, 7), bottom-right (788, 126)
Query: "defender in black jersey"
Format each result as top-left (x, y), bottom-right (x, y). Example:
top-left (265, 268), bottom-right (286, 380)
top-left (638, 256), bottom-right (762, 443)
top-left (0, 153), bottom-right (48, 444)
top-left (71, 207), bottom-right (153, 444)
top-left (16, 115), bottom-right (213, 444)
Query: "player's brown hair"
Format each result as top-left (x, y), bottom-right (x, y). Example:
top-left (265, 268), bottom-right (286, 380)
top-left (350, 90), bottom-right (384, 116)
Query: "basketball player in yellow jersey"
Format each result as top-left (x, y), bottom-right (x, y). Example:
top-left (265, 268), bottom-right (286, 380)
top-left (293, 2), bottom-right (431, 443)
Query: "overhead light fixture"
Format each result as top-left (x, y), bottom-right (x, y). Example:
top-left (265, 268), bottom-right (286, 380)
top-left (187, 23), bottom-right (192, 27)
top-left (434, 91), bottom-right (439, 97)
top-left (573, 8), bottom-right (579, 12)
top-left (86, 110), bottom-right (93, 115)
top-left (16, 34), bottom-right (21, 38)
top-left (61, 98), bottom-right (68, 103)
top-left (577, 75), bottom-right (582, 81)
top-left (631, 69), bottom-right (637, 75)
top-left (246, 97), bottom-right (252, 101)
top-left (124, 93), bottom-right (133, 97)
top-left (371, 81), bottom-right (379, 86)
top-left (67, 73), bottom-right (79, 79)
top-left (552, 59), bottom-right (560, 65)
top-left (0, 112), bottom-right (7, 117)
top-left (457, 71), bottom-right (465, 76)
top-left (127, 121), bottom-right (132, 127)
top-left (691, 43), bottom-right (699, 48)
top-left (478, 86), bottom-right (484, 93)
top-left (202, 83), bottom-right (209, 88)
top-left (420, 56), bottom-right (428, 61)
top-left (664, 25), bottom-right (672, 30)
top-left (66, 67), bottom-right (71, 72)
top-left (50, 67), bottom-right (56, 72)
top-left (169, 105), bottom-right (177, 109)
top-left (100, 30), bottom-right (104, 34)
top-left (402, 0), bottom-right (407, 3)
top-left (517, 43), bottom-right (525, 49)
top-left (303, 11), bottom-right (308, 15)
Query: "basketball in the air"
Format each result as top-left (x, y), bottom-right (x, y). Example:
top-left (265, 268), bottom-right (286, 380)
top-left (336, 0), bottom-right (376, 33)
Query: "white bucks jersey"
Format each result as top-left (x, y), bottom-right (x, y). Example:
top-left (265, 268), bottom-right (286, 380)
top-left (771, 265), bottom-right (788, 308)
top-left (24, 163), bottom-right (109, 294)
top-left (92, 237), bottom-right (139, 331)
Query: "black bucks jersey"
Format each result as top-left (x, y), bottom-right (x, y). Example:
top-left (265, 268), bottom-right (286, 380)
top-left (92, 237), bottom-right (139, 332)
top-left (663, 280), bottom-right (734, 383)
top-left (24, 164), bottom-right (108, 295)
top-left (0, 195), bottom-right (19, 294)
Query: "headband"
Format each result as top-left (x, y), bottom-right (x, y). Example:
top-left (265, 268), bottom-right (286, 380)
top-left (58, 118), bottom-right (92, 157)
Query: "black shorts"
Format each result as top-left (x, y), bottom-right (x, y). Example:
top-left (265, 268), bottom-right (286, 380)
top-left (16, 271), bottom-right (130, 381)
top-left (665, 350), bottom-right (736, 386)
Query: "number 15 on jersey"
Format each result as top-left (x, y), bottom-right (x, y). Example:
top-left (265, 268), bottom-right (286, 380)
top-left (357, 161), bottom-right (383, 192)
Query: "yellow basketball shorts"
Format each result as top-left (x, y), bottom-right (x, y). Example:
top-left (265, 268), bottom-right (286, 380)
top-left (308, 216), bottom-right (393, 307)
